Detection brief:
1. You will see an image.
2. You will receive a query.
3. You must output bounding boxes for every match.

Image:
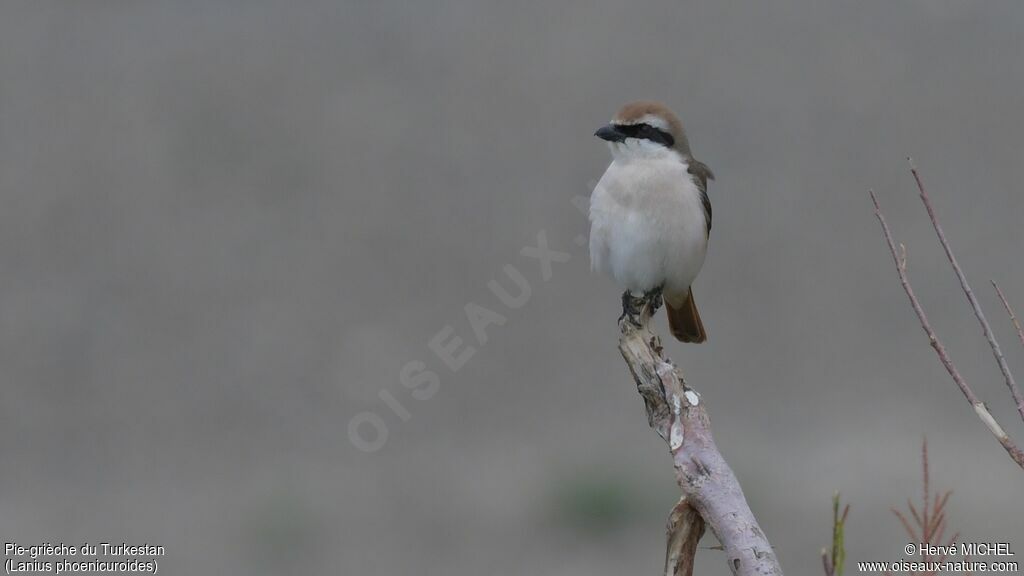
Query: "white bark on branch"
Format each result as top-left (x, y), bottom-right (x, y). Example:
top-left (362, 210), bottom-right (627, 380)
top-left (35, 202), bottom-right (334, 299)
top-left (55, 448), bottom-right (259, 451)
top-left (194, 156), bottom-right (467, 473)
top-left (617, 298), bottom-right (783, 576)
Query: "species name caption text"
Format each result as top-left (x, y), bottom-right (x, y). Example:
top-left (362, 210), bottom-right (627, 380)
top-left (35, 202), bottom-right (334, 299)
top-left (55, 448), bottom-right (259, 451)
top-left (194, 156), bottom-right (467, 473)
top-left (5, 543), bottom-right (164, 574)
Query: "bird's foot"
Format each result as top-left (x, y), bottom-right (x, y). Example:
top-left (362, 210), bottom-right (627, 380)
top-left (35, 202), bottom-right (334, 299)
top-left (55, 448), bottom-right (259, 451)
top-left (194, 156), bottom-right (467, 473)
top-left (619, 290), bottom-right (644, 327)
top-left (642, 286), bottom-right (664, 314)
top-left (618, 287), bottom-right (664, 328)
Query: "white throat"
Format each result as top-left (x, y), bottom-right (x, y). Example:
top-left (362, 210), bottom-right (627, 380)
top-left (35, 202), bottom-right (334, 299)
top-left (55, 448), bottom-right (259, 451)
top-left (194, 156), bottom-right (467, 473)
top-left (607, 139), bottom-right (682, 163)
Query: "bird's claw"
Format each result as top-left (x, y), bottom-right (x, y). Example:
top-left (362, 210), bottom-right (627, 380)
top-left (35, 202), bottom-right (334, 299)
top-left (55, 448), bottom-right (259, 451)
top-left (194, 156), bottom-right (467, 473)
top-left (619, 291), bottom-right (643, 327)
top-left (643, 286), bottom-right (664, 314)
top-left (618, 287), bottom-right (663, 327)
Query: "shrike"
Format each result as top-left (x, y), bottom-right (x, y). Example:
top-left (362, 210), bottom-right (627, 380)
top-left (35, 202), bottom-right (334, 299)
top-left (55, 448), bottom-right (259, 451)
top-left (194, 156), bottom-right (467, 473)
top-left (589, 101), bottom-right (714, 342)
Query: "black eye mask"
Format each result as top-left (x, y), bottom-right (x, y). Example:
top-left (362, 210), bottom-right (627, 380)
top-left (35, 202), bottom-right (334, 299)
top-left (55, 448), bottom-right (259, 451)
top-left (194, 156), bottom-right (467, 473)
top-left (615, 123), bottom-right (675, 148)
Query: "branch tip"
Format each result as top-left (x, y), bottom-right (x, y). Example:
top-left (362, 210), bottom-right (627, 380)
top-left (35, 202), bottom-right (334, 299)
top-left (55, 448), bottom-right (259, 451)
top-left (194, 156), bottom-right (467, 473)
top-left (869, 163), bottom-right (1024, 468)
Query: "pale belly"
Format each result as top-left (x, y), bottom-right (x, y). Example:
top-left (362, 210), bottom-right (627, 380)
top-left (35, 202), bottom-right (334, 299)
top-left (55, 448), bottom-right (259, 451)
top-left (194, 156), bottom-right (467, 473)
top-left (589, 158), bottom-right (708, 297)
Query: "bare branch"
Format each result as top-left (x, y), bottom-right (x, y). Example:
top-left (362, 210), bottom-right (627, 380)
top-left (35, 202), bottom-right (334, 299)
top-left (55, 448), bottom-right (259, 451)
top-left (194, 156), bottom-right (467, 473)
top-left (617, 298), bottom-right (783, 576)
top-left (992, 280), bottom-right (1024, 353)
top-left (869, 190), bottom-right (1024, 469)
top-left (908, 159), bottom-right (1024, 423)
top-left (664, 496), bottom-right (704, 576)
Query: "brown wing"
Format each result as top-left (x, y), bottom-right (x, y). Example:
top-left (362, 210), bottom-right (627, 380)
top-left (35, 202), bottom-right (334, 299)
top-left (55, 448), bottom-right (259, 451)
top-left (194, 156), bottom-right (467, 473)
top-left (687, 159), bottom-right (714, 238)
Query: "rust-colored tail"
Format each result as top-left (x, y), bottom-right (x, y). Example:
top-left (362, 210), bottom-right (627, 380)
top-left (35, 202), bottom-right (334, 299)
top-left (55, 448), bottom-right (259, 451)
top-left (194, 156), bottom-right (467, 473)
top-left (666, 288), bottom-right (707, 343)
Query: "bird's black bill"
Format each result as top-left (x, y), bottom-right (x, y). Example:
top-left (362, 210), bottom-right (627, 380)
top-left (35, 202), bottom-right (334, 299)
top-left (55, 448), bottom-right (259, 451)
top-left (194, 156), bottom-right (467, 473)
top-left (594, 124), bottom-right (626, 143)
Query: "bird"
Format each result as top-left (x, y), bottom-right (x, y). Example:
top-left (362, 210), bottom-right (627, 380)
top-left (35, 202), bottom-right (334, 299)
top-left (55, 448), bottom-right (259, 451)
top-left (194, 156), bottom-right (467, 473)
top-left (589, 101), bottom-right (714, 342)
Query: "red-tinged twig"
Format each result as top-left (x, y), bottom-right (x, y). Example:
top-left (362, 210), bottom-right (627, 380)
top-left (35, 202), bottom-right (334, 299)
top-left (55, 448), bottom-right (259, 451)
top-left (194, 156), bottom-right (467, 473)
top-left (908, 159), bottom-right (1024, 424)
top-left (889, 441), bottom-right (961, 576)
top-left (870, 190), bottom-right (1024, 469)
top-left (920, 439), bottom-right (929, 535)
top-left (992, 280), bottom-right (1024, 355)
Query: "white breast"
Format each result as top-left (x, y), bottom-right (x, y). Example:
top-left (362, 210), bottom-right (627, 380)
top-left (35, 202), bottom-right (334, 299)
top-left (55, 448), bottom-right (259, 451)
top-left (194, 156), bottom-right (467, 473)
top-left (589, 150), bottom-right (708, 298)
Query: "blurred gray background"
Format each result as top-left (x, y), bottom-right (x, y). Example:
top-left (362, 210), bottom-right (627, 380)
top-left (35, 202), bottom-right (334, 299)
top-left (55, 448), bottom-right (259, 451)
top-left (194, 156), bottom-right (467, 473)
top-left (2, 1), bottom-right (1022, 575)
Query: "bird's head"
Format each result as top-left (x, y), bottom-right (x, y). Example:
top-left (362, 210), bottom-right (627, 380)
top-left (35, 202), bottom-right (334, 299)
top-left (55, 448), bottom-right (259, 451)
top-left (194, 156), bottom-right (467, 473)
top-left (595, 101), bottom-right (690, 160)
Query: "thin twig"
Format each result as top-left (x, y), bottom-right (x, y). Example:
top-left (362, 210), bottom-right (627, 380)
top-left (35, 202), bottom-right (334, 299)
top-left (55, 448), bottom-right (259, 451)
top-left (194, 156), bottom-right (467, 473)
top-left (822, 552), bottom-right (834, 576)
top-left (920, 439), bottom-right (929, 536)
top-left (870, 189), bottom-right (1024, 469)
top-left (992, 280), bottom-right (1024, 353)
top-left (908, 159), bottom-right (1024, 423)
